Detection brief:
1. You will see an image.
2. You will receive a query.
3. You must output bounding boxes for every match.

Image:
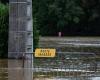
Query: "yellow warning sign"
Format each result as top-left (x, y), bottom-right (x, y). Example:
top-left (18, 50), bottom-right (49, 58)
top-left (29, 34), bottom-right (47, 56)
top-left (35, 48), bottom-right (56, 57)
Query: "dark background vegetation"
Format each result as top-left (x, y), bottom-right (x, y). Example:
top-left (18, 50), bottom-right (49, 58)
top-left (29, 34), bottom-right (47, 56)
top-left (0, 2), bottom-right (8, 58)
top-left (33, 0), bottom-right (100, 36)
top-left (0, 0), bottom-right (100, 58)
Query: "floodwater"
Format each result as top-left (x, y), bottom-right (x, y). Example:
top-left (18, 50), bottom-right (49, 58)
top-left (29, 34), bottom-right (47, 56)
top-left (0, 59), bottom-right (8, 80)
top-left (0, 59), bottom-right (100, 80)
top-left (33, 77), bottom-right (100, 80)
top-left (0, 59), bottom-right (33, 80)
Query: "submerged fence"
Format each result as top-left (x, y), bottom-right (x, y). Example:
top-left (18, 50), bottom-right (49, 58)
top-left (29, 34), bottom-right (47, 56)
top-left (33, 52), bottom-right (100, 80)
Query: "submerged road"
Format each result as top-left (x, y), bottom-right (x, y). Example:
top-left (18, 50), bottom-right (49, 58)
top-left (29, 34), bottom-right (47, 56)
top-left (1, 37), bottom-right (100, 80)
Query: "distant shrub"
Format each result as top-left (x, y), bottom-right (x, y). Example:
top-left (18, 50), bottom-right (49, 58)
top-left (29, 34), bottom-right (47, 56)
top-left (33, 18), bottom-right (40, 51)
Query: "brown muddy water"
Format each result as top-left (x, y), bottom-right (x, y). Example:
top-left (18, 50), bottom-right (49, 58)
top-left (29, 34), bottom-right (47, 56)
top-left (0, 59), bottom-right (33, 80)
top-left (0, 59), bottom-right (8, 80)
top-left (0, 59), bottom-right (100, 80)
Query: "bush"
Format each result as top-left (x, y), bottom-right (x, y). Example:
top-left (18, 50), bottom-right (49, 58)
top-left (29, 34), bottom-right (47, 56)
top-left (33, 18), bottom-right (39, 51)
top-left (0, 3), bottom-right (8, 58)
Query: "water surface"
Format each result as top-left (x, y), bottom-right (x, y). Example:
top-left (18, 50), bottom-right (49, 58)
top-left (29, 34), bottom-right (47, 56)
top-left (0, 59), bottom-right (100, 80)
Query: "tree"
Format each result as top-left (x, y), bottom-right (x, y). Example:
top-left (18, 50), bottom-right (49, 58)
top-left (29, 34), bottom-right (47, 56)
top-left (32, 0), bottom-right (84, 36)
top-left (78, 0), bottom-right (100, 35)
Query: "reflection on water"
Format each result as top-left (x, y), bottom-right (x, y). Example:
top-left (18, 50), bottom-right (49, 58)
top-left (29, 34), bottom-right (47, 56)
top-left (0, 59), bottom-right (100, 80)
top-left (8, 59), bottom-right (33, 80)
top-left (0, 59), bottom-right (8, 80)
top-left (0, 59), bottom-right (33, 80)
top-left (8, 60), bottom-right (24, 80)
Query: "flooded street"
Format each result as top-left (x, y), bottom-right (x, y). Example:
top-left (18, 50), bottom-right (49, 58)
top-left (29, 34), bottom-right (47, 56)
top-left (0, 59), bottom-right (100, 80)
top-left (0, 59), bottom-right (33, 80)
top-left (33, 77), bottom-right (100, 80)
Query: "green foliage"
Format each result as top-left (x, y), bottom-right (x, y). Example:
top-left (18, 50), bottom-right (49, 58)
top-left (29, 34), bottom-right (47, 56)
top-left (80, 0), bottom-right (100, 20)
top-left (32, 0), bottom-right (84, 35)
top-left (32, 0), bottom-right (100, 36)
top-left (0, 3), bottom-right (8, 58)
top-left (33, 18), bottom-right (39, 51)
